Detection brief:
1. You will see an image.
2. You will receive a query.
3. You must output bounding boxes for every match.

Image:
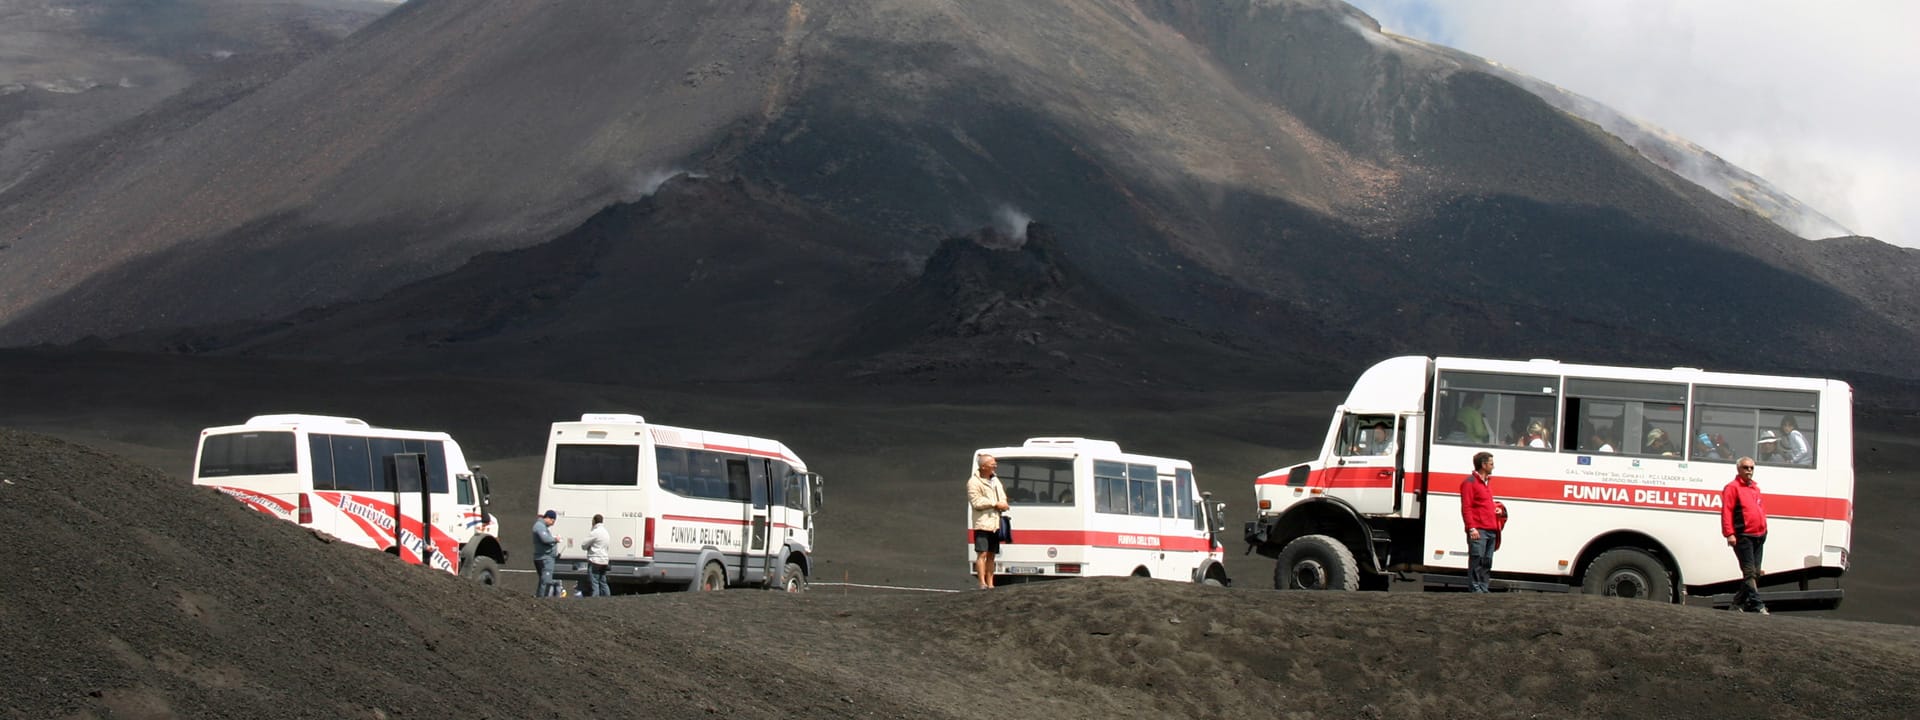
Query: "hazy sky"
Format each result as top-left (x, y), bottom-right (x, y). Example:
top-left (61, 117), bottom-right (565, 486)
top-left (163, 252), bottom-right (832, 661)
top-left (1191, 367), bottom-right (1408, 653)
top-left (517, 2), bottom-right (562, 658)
top-left (1344, 1), bottom-right (1919, 248)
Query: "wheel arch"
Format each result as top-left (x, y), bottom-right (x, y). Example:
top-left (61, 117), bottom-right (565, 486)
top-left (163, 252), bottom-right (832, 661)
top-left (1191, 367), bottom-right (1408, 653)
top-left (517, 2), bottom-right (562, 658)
top-left (784, 543), bottom-right (811, 578)
top-left (462, 533), bottom-right (506, 565)
top-left (1264, 498), bottom-right (1379, 573)
top-left (1573, 531), bottom-right (1682, 589)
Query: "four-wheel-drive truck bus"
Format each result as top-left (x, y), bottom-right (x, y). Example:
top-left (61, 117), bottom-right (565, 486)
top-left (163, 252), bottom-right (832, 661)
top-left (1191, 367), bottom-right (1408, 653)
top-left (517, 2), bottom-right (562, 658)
top-left (970, 438), bottom-right (1231, 586)
top-left (1245, 356), bottom-right (1852, 610)
top-left (192, 414), bottom-right (508, 584)
top-left (537, 414), bottom-right (823, 593)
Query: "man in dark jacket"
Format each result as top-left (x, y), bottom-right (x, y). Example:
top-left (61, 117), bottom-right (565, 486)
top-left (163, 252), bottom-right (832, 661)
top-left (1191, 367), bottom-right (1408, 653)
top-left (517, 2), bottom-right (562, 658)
top-left (1460, 451), bottom-right (1499, 593)
top-left (1721, 458), bottom-right (1770, 614)
top-left (532, 509), bottom-right (560, 598)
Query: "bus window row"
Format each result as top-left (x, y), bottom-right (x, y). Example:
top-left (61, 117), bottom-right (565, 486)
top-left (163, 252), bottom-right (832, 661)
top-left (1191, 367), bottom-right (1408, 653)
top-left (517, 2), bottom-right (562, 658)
top-left (550, 443), bottom-right (806, 510)
top-left (307, 434), bottom-right (449, 492)
top-left (1435, 371), bottom-right (1819, 467)
top-left (996, 458), bottom-right (1199, 525)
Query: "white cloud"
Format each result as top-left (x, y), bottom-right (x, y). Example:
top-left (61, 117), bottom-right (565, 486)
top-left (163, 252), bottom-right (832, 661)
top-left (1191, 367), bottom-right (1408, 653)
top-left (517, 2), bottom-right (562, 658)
top-left (1346, 0), bottom-right (1920, 247)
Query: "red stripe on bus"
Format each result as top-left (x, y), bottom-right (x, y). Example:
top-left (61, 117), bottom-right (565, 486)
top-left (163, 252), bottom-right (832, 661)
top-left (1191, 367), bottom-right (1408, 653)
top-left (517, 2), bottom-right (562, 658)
top-left (1254, 468), bottom-right (1395, 489)
top-left (961, 529), bottom-right (1214, 552)
top-left (1422, 471), bottom-right (1850, 522)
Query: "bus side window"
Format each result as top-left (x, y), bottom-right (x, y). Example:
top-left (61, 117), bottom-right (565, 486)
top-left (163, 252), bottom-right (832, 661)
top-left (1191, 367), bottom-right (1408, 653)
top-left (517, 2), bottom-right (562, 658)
top-left (457, 476), bottom-right (474, 505)
top-left (1436, 372), bottom-right (1558, 449)
top-left (1093, 461), bottom-right (1127, 515)
top-left (309, 434), bottom-right (337, 490)
top-left (331, 435), bottom-right (373, 492)
top-left (1695, 386), bottom-right (1819, 467)
top-left (656, 446), bottom-right (688, 495)
top-left (769, 461), bottom-right (788, 507)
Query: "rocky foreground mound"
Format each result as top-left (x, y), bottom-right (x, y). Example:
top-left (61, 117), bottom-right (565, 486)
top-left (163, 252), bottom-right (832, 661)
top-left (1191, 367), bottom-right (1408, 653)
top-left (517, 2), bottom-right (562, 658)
top-left (3, 428), bottom-right (1916, 719)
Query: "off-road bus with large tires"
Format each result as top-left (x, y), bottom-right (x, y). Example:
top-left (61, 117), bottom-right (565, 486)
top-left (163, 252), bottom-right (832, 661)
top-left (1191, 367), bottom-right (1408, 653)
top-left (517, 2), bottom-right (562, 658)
top-left (1246, 356), bottom-right (1851, 610)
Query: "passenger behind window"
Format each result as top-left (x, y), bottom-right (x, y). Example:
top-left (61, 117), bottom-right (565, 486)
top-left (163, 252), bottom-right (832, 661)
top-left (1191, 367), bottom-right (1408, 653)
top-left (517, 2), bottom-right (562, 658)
top-left (1519, 420), bottom-right (1552, 449)
top-left (1779, 415), bottom-right (1813, 465)
top-left (1644, 427), bottom-right (1678, 457)
top-left (1586, 424), bottom-right (1617, 453)
top-left (1755, 430), bottom-right (1784, 463)
top-left (1454, 393), bottom-right (1491, 444)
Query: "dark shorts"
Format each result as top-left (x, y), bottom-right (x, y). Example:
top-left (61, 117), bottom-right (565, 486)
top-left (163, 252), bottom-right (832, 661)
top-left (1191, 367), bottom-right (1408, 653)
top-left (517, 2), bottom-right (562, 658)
top-left (973, 530), bottom-right (1001, 554)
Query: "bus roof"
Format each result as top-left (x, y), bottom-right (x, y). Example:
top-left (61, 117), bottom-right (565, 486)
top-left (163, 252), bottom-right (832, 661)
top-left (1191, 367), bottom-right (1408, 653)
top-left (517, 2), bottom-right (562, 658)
top-left (198, 415), bottom-right (454, 441)
top-left (974, 438), bottom-right (1193, 469)
top-left (548, 416), bottom-right (805, 468)
top-left (1347, 355), bottom-right (1851, 410)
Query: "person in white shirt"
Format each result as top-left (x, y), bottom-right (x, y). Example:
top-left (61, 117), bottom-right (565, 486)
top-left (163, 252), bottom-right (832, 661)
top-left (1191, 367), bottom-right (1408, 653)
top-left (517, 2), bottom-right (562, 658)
top-left (1779, 416), bottom-right (1813, 465)
top-left (581, 514), bottom-right (612, 597)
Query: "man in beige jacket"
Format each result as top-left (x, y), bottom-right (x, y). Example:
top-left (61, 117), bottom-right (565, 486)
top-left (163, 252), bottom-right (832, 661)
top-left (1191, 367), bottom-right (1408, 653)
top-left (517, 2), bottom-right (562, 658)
top-left (968, 454), bottom-right (1010, 589)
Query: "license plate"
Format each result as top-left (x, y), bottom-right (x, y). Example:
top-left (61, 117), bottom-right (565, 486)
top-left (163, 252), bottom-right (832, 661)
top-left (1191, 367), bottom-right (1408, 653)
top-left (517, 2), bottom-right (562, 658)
top-left (1005, 565), bottom-right (1044, 574)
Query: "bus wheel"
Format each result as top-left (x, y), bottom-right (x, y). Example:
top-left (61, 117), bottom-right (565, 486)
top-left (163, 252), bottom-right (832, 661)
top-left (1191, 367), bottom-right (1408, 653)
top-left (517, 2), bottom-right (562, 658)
top-left (698, 562), bottom-right (727, 592)
top-left (781, 562), bottom-right (807, 593)
top-left (1582, 548), bottom-right (1675, 603)
top-left (1274, 534), bottom-right (1359, 591)
top-left (461, 556), bottom-right (500, 586)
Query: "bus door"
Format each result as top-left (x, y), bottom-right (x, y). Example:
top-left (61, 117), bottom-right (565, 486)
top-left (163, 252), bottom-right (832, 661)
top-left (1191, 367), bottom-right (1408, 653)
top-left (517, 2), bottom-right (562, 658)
top-left (1157, 469), bottom-right (1206, 578)
top-left (1326, 410), bottom-right (1401, 514)
top-left (383, 447), bottom-right (430, 565)
top-left (1397, 413), bottom-right (1423, 516)
top-left (729, 458), bottom-right (772, 584)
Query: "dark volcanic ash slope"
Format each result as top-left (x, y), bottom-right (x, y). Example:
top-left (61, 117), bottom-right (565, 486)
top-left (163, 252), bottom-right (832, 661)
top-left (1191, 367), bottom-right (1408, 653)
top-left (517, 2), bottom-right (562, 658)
top-left (0, 0), bottom-right (391, 201)
top-left (4, 0), bottom-right (1919, 384)
top-left (5, 428), bottom-right (1920, 719)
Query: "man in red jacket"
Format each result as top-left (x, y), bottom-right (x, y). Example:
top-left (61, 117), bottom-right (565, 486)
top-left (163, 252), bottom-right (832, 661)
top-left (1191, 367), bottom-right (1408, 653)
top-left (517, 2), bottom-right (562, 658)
top-left (1721, 456), bottom-right (1770, 614)
top-left (1461, 451), bottom-right (1499, 593)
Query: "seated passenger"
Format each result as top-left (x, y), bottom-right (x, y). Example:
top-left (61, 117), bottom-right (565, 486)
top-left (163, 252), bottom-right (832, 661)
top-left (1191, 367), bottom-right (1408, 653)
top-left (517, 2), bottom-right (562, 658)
top-left (1694, 433), bottom-right (1723, 460)
top-left (1520, 420), bottom-right (1552, 449)
top-left (1587, 426), bottom-right (1616, 453)
top-left (1644, 428), bottom-right (1678, 457)
top-left (1455, 394), bottom-right (1491, 444)
top-left (1779, 415), bottom-right (1813, 465)
top-left (1755, 430), bottom-right (1784, 463)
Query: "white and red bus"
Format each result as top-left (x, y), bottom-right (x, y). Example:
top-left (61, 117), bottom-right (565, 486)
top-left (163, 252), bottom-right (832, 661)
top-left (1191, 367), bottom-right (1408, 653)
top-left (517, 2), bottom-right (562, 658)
top-left (191, 414), bottom-right (507, 583)
top-left (1245, 356), bottom-right (1851, 609)
top-left (969, 438), bottom-right (1230, 585)
top-left (537, 414), bottom-right (822, 593)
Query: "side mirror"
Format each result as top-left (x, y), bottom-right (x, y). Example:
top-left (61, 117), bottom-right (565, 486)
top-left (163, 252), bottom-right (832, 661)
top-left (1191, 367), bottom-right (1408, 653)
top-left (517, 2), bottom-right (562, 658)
top-left (806, 473), bottom-right (824, 514)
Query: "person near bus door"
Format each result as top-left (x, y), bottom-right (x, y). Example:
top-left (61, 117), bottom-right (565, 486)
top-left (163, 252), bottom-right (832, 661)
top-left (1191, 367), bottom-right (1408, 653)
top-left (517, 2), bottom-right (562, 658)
top-left (1721, 457), bottom-right (1770, 614)
top-left (532, 509), bottom-right (560, 597)
top-left (581, 513), bottom-right (612, 597)
top-left (1461, 451), bottom-right (1499, 593)
top-left (967, 453), bottom-right (1010, 590)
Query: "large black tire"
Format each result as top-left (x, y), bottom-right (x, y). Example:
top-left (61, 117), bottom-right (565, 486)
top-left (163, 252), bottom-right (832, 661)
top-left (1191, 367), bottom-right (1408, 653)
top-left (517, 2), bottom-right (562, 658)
top-left (697, 561), bottom-right (727, 592)
top-left (461, 555), bottom-right (500, 587)
top-left (780, 562), bottom-right (807, 593)
top-left (1274, 534), bottom-right (1360, 591)
top-left (1582, 548), bottom-right (1676, 603)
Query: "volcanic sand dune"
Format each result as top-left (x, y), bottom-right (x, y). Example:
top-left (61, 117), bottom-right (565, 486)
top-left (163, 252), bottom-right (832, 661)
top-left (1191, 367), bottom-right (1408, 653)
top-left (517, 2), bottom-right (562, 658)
top-left (5, 428), bottom-right (1920, 719)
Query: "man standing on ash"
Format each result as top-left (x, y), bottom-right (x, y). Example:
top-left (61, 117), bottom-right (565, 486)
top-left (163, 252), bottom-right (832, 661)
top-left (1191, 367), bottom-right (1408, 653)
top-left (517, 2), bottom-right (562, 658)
top-left (1461, 451), bottom-right (1499, 593)
top-left (1721, 457), bottom-right (1770, 614)
top-left (967, 453), bottom-right (1009, 590)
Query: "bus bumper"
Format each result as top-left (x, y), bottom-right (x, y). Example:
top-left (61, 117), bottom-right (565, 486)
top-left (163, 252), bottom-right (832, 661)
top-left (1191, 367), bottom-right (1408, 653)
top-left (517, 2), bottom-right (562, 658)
top-left (555, 559), bottom-right (696, 588)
